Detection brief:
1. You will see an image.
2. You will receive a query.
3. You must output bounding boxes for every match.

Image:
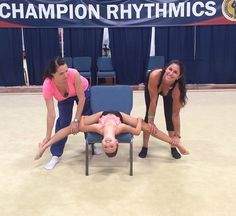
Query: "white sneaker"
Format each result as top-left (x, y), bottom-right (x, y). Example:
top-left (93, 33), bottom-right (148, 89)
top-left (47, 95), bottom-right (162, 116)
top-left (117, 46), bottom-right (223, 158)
top-left (44, 156), bottom-right (60, 170)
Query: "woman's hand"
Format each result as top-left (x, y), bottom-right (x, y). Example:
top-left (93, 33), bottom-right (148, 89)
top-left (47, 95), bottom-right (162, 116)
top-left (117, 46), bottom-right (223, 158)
top-left (39, 136), bottom-right (51, 148)
top-left (148, 122), bottom-right (157, 135)
top-left (134, 117), bottom-right (142, 135)
top-left (70, 121), bottom-right (79, 135)
top-left (170, 136), bottom-right (180, 146)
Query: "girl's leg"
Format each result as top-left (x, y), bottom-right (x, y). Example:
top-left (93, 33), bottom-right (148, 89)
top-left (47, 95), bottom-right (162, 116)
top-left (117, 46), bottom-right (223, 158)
top-left (35, 127), bottom-right (71, 160)
top-left (151, 128), bottom-right (189, 155)
top-left (121, 112), bottom-right (172, 143)
top-left (121, 112), bottom-right (189, 156)
top-left (144, 125), bottom-right (189, 155)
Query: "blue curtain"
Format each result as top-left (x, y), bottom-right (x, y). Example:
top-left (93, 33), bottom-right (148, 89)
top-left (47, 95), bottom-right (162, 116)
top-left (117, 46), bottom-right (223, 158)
top-left (64, 28), bottom-right (103, 85)
top-left (23, 28), bottom-right (60, 85)
top-left (109, 27), bottom-right (152, 85)
top-left (0, 29), bottom-right (24, 86)
top-left (194, 25), bottom-right (236, 84)
top-left (155, 26), bottom-right (195, 84)
top-left (156, 26), bottom-right (236, 84)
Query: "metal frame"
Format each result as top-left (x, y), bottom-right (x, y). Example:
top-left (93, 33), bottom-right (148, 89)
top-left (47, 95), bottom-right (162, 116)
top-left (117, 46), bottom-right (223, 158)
top-left (85, 138), bottom-right (133, 176)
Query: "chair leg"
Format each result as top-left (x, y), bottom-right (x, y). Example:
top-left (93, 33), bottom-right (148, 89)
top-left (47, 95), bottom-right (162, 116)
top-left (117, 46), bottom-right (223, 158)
top-left (85, 140), bottom-right (89, 176)
top-left (130, 140), bottom-right (133, 176)
top-left (91, 143), bottom-right (95, 155)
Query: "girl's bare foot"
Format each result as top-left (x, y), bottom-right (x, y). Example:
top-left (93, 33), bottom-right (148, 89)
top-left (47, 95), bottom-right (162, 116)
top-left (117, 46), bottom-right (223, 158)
top-left (176, 143), bottom-right (189, 155)
top-left (34, 144), bottom-right (45, 160)
top-left (38, 142), bottom-right (45, 148)
top-left (34, 152), bottom-right (41, 160)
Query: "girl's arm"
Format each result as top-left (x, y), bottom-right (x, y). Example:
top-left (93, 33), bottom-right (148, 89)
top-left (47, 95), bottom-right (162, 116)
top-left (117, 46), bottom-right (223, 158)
top-left (118, 118), bottom-right (142, 136)
top-left (79, 114), bottom-right (103, 135)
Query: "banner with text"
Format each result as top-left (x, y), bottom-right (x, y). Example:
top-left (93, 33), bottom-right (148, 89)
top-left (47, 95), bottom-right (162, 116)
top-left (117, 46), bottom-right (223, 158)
top-left (0, 0), bottom-right (236, 28)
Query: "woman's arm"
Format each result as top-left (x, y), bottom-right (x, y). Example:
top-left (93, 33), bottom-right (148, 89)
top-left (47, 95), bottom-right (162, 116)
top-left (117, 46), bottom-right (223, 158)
top-left (172, 83), bottom-right (182, 138)
top-left (147, 70), bottom-right (161, 124)
top-left (43, 98), bottom-right (56, 142)
top-left (70, 72), bottom-right (86, 132)
top-left (74, 72), bottom-right (86, 120)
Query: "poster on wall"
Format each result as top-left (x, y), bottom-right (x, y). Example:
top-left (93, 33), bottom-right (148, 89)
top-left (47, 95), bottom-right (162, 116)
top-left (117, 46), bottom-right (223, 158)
top-left (0, 0), bottom-right (236, 28)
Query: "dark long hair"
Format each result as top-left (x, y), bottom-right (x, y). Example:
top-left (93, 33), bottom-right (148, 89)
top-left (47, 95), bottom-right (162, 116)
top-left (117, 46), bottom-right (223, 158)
top-left (43, 56), bottom-right (65, 79)
top-left (164, 60), bottom-right (187, 107)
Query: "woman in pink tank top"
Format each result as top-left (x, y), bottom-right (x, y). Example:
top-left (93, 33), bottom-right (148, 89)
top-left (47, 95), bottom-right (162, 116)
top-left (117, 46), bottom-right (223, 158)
top-left (40, 56), bottom-right (93, 170)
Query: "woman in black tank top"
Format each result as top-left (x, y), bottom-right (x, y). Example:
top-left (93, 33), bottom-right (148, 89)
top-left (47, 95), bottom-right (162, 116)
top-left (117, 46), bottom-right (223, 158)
top-left (139, 60), bottom-right (187, 159)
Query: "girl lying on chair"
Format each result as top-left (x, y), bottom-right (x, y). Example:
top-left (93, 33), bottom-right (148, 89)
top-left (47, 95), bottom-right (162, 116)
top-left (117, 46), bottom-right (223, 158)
top-left (35, 111), bottom-right (189, 159)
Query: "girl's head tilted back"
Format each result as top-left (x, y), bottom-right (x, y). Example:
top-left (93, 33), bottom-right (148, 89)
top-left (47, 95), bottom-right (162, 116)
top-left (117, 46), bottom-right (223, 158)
top-left (44, 56), bottom-right (66, 79)
top-left (164, 59), bottom-right (187, 107)
top-left (105, 145), bottom-right (118, 158)
top-left (102, 137), bottom-right (119, 158)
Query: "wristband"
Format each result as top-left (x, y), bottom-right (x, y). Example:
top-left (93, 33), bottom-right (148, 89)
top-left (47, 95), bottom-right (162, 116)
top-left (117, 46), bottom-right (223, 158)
top-left (148, 114), bottom-right (155, 119)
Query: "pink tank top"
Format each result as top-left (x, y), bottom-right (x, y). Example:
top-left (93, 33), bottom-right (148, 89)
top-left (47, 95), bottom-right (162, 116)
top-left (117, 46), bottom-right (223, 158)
top-left (99, 114), bottom-right (121, 126)
top-left (42, 68), bottom-right (89, 101)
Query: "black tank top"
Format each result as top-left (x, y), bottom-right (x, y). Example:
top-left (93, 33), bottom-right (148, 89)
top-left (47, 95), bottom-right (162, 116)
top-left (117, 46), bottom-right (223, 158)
top-left (157, 70), bottom-right (177, 97)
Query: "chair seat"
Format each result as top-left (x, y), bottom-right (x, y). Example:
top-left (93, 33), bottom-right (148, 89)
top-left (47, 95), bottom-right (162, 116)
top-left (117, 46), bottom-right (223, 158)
top-left (97, 71), bottom-right (116, 77)
top-left (96, 57), bottom-right (116, 84)
top-left (147, 56), bottom-right (165, 73)
top-left (87, 132), bottom-right (133, 143)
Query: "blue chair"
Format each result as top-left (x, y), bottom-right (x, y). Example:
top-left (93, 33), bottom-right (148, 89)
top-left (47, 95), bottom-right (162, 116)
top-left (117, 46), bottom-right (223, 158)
top-left (64, 57), bottom-right (73, 68)
top-left (73, 56), bottom-right (92, 84)
top-left (85, 85), bottom-right (133, 176)
top-left (96, 56), bottom-right (116, 85)
top-left (147, 56), bottom-right (165, 74)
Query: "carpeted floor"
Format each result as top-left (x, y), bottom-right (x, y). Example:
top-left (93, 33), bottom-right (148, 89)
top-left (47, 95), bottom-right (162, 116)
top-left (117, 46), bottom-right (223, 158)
top-left (0, 89), bottom-right (236, 216)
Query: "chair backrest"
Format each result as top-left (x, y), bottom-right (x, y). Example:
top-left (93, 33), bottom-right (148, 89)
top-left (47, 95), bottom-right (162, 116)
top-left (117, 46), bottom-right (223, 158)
top-left (64, 57), bottom-right (73, 68)
top-left (90, 86), bottom-right (133, 114)
top-left (147, 56), bottom-right (165, 71)
top-left (97, 56), bottom-right (114, 71)
top-left (73, 56), bottom-right (91, 72)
